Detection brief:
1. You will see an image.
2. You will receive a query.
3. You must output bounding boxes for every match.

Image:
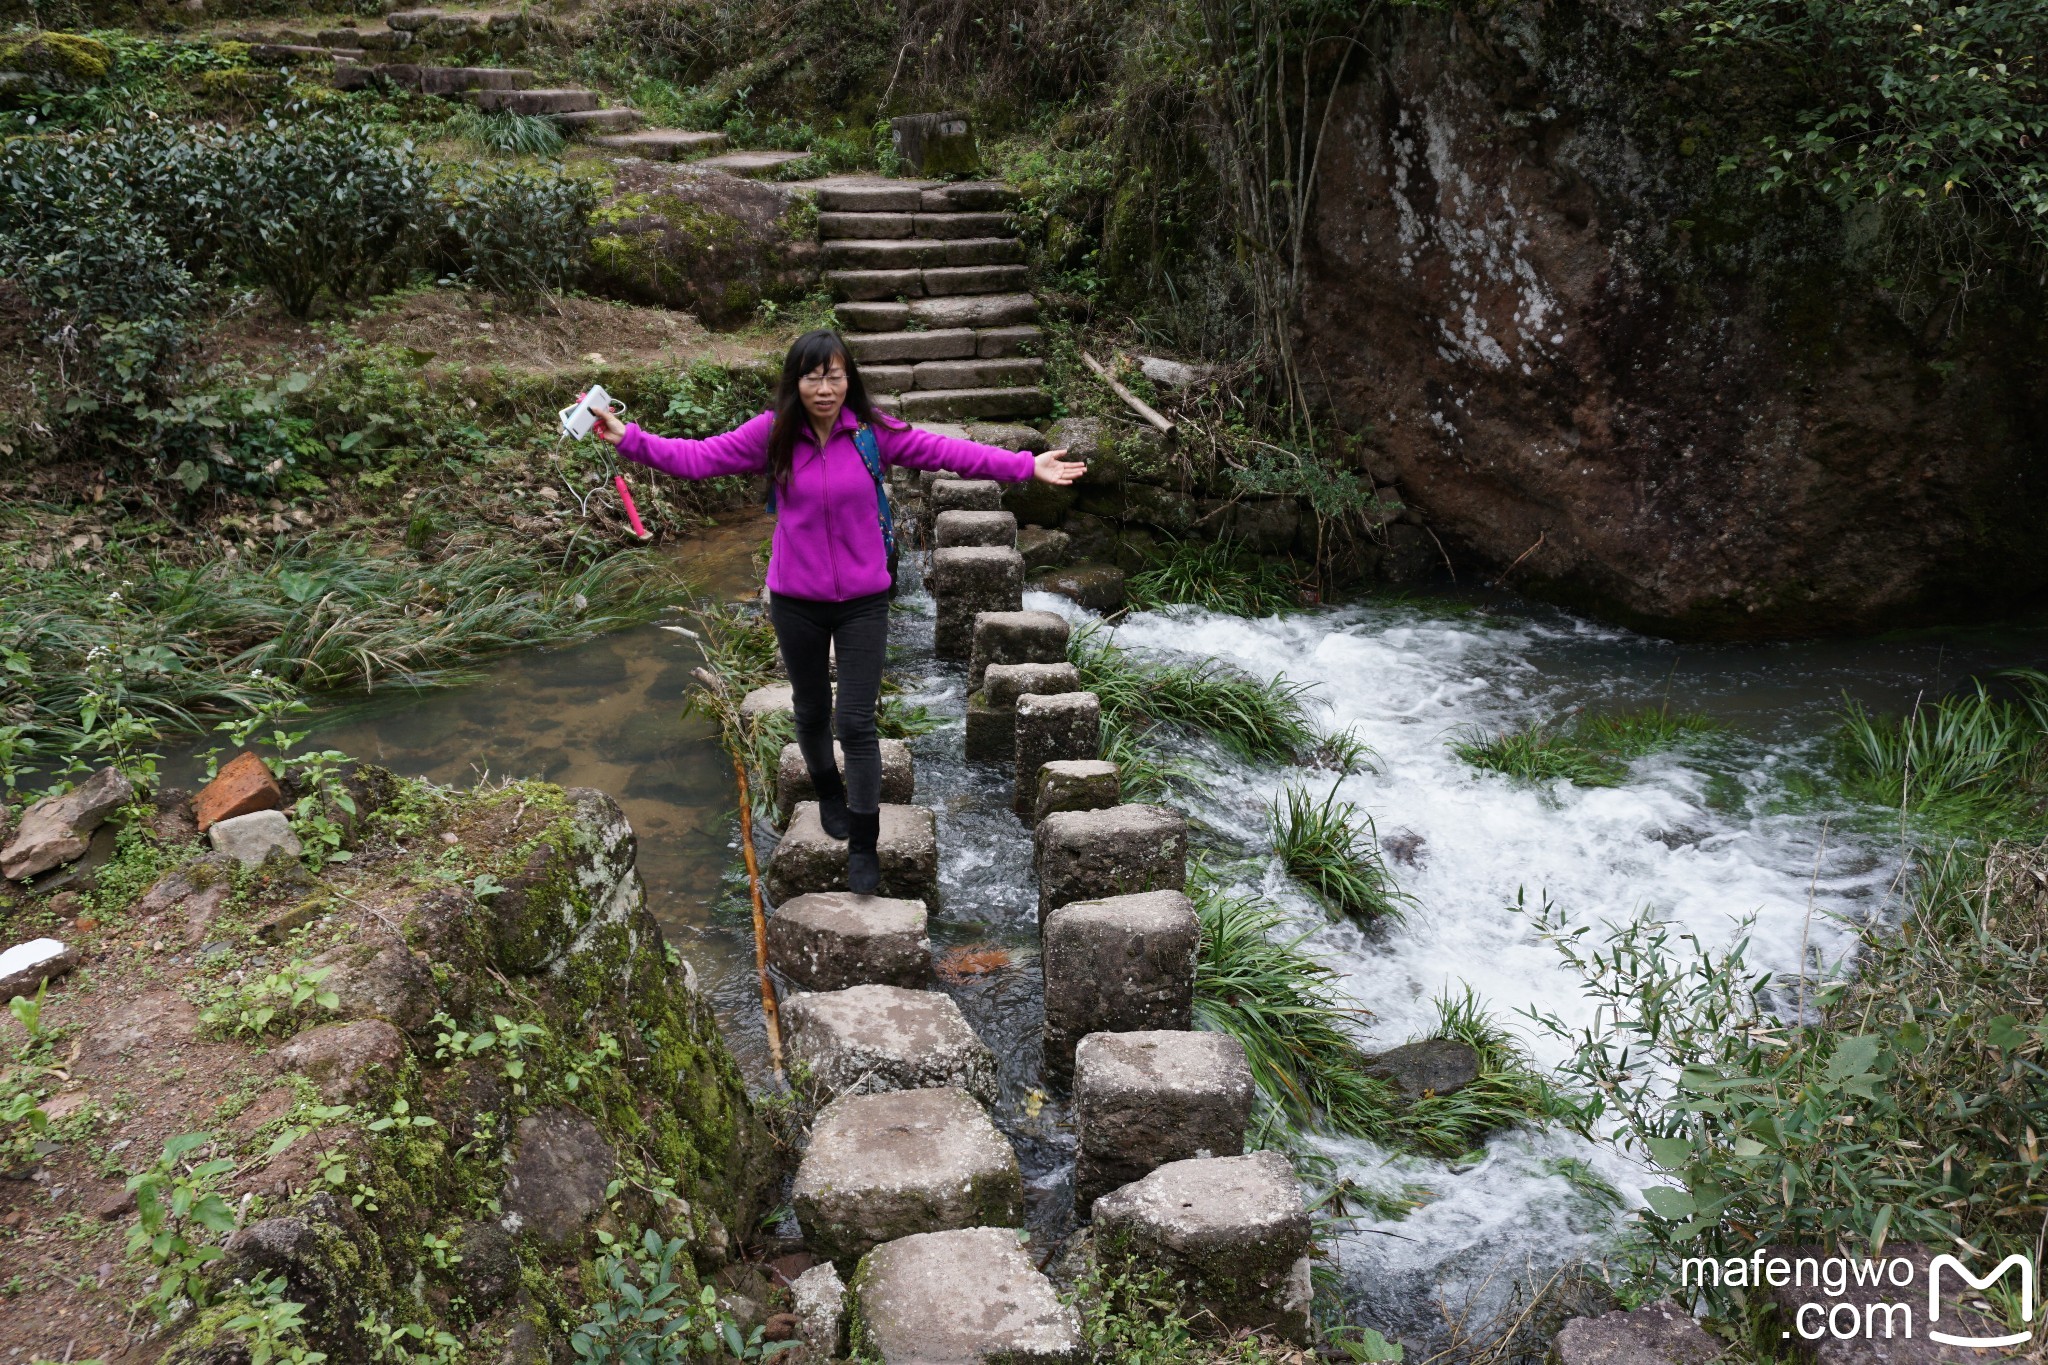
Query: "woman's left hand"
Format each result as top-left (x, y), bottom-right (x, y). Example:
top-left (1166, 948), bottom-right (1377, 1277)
top-left (1032, 448), bottom-right (1086, 486)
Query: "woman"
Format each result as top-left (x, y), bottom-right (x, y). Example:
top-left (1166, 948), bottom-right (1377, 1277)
top-left (596, 328), bottom-right (1086, 893)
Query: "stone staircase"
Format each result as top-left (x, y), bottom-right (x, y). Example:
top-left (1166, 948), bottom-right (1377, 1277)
top-left (736, 509), bottom-right (1310, 1361)
top-left (813, 181), bottom-right (1051, 424)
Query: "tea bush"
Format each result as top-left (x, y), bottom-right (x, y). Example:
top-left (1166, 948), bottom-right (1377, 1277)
top-left (433, 165), bottom-right (596, 307)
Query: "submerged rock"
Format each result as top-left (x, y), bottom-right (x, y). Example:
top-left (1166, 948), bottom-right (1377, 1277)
top-left (1365, 1038), bottom-right (1481, 1102)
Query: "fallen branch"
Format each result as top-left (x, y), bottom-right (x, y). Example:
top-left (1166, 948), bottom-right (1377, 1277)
top-left (1081, 352), bottom-right (1175, 436)
top-left (693, 665), bottom-right (784, 1082)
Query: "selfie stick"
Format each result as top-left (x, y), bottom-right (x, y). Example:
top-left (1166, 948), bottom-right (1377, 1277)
top-left (614, 474), bottom-right (651, 541)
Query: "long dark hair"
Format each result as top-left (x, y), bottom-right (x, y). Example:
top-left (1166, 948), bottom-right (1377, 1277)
top-left (766, 329), bottom-right (899, 486)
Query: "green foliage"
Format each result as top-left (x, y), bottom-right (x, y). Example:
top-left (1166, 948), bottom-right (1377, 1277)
top-left (1452, 708), bottom-right (1722, 788)
top-left (0, 532), bottom-right (688, 750)
top-left (1065, 1254), bottom-right (1299, 1363)
top-left (433, 164), bottom-right (596, 308)
top-left (432, 1012), bottom-right (546, 1094)
top-left (1267, 784), bottom-right (1405, 924)
top-left (1530, 840), bottom-right (2048, 1319)
top-left (572, 1227), bottom-right (791, 1364)
top-left (126, 1131), bottom-right (238, 1323)
top-left (201, 961), bottom-right (339, 1038)
top-left (1069, 622), bottom-right (1317, 762)
top-left (224, 1278), bottom-right (331, 1365)
top-left (442, 105), bottom-right (566, 157)
top-left (658, 361), bottom-right (776, 439)
top-left (1126, 537), bottom-right (1303, 616)
top-left (1663, 0), bottom-right (2048, 259)
top-left (3, 986), bottom-right (58, 1171)
top-left (1836, 671), bottom-right (2048, 837)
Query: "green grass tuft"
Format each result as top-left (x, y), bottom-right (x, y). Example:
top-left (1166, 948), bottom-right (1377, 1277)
top-left (1268, 784), bottom-right (1405, 924)
top-left (1069, 622), bottom-right (1317, 763)
top-left (443, 106), bottom-right (566, 157)
top-left (1126, 536), bottom-right (1303, 617)
top-left (1452, 707), bottom-right (1722, 788)
top-left (1836, 673), bottom-right (2048, 838)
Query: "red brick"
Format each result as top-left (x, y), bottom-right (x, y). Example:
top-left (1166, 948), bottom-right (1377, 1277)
top-left (192, 751), bottom-right (283, 832)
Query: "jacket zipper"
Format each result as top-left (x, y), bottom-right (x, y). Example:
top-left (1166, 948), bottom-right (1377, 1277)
top-left (822, 431), bottom-right (842, 599)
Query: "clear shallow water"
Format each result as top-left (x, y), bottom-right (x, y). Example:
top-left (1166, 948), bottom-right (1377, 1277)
top-left (160, 535), bottom-right (2048, 1339)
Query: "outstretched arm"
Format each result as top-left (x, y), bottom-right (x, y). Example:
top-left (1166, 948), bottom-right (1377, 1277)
top-left (596, 408), bottom-right (772, 480)
top-left (877, 423), bottom-right (1084, 486)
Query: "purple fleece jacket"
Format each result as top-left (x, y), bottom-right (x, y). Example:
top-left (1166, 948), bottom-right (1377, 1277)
top-left (617, 407), bottom-right (1037, 602)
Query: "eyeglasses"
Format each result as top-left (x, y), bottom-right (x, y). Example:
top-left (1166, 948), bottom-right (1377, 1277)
top-left (800, 368), bottom-right (848, 389)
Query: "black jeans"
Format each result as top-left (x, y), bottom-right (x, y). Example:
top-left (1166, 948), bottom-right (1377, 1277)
top-left (767, 590), bottom-right (891, 814)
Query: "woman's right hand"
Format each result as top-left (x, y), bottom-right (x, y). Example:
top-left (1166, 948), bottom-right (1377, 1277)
top-left (593, 408), bottom-right (626, 446)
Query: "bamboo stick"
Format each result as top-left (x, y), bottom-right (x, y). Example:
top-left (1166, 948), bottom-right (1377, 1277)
top-left (1081, 352), bottom-right (1175, 436)
top-left (730, 750), bottom-right (784, 1081)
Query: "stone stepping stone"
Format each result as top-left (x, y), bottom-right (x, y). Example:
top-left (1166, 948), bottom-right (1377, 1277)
top-left (929, 478), bottom-right (1002, 515)
top-left (739, 682), bottom-right (797, 721)
top-left (767, 893), bottom-right (930, 992)
top-left (968, 610), bottom-right (1069, 692)
top-left (1072, 1030), bottom-right (1253, 1210)
top-left (965, 662), bottom-right (1079, 765)
top-left (1041, 890), bottom-right (1198, 1076)
top-left (0, 938), bottom-right (76, 1002)
top-left (1091, 1151), bottom-right (1312, 1343)
top-left (1034, 804), bottom-right (1188, 924)
top-left (930, 548), bottom-right (1023, 660)
top-left (587, 128), bottom-right (726, 160)
top-left (794, 1089), bottom-right (1022, 1270)
top-left (783, 984), bottom-right (994, 1103)
top-left (775, 740), bottom-right (914, 823)
top-left (1032, 759), bottom-right (1119, 825)
top-left (849, 1226), bottom-right (1081, 1364)
top-left (765, 802), bottom-right (937, 904)
top-left (933, 509), bottom-right (1017, 549)
top-left (697, 149), bottom-right (811, 178)
top-left (1013, 691), bottom-right (1099, 818)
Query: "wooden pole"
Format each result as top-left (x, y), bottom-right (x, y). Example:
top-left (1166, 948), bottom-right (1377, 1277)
top-left (730, 751), bottom-right (784, 1082)
top-left (1081, 351), bottom-right (1175, 436)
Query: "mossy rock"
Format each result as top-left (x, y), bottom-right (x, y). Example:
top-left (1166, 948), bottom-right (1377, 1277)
top-left (0, 32), bottom-right (111, 86)
top-left (197, 67), bottom-right (283, 102)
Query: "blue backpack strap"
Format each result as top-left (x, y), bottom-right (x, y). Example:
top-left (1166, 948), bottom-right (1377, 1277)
top-left (853, 423), bottom-right (896, 558)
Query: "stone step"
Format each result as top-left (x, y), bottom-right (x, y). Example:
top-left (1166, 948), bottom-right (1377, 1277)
top-left (922, 181), bottom-right (1022, 212)
top-left (815, 182), bottom-right (931, 213)
top-left (334, 60), bottom-right (532, 92)
top-left (1013, 691), bottom-right (1100, 818)
top-left (876, 387), bottom-right (1054, 422)
top-left (794, 1089), bottom-right (1022, 1272)
top-left (555, 108), bottom-right (641, 134)
top-left (968, 609), bottom-right (1071, 692)
top-left (933, 509), bottom-right (1017, 550)
top-left (850, 1227), bottom-right (1081, 1364)
top-left (1035, 804), bottom-right (1189, 924)
top-left (912, 357), bottom-right (1042, 390)
top-left (1072, 1030), bottom-right (1252, 1209)
top-left (826, 264), bottom-right (1032, 301)
top-left (837, 294), bottom-right (1040, 333)
top-left (845, 325), bottom-right (1041, 364)
top-left (1032, 759), bottom-right (1121, 825)
top-left (1091, 1151), bottom-right (1312, 1344)
top-left (253, 42), bottom-right (337, 62)
top-left (816, 211), bottom-right (1017, 241)
top-left (469, 86), bottom-right (596, 114)
top-left (775, 740), bottom-right (915, 823)
top-left (768, 892), bottom-right (930, 992)
top-left (930, 548), bottom-right (1025, 660)
top-left (930, 479), bottom-right (1003, 516)
top-left (765, 801), bottom-right (938, 904)
top-left (697, 149), bottom-right (811, 177)
top-left (965, 663), bottom-right (1082, 765)
top-left (587, 128), bottom-right (727, 160)
top-left (825, 237), bottom-right (1023, 270)
top-left (783, 983), bottom-right (994, 1102)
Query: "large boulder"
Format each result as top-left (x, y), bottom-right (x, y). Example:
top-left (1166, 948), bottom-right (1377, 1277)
top-left (584, 163), bottom-right (819, 326)
top-left (1, 766), bottom-right (134, 880)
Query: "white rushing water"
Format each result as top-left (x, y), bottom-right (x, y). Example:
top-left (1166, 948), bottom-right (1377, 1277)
top-left (1025, 590), bottom-right (1899, 1340)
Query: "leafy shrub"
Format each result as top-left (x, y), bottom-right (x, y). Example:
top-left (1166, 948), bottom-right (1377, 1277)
top-left (434, 165), bottom-right (595, 307)
top-left (573, 1227), bottom-right (789, 1364)
top-left (201, 962), bottom-right (339, 1038)
top-left (222, 118), bottom-right (429, 318)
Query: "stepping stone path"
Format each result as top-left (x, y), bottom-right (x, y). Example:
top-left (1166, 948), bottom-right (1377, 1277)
top-left (755, 176), bottom-right (1313, 1357)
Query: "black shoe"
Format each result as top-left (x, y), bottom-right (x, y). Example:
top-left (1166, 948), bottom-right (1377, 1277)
top-left (813, 768), bottom-right (850, 840)
top-left (847, 810), bottom-right (881, 895)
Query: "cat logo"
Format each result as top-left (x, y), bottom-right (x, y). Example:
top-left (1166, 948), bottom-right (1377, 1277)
top-left (1927, 1253), bottom-right (2034, 1350)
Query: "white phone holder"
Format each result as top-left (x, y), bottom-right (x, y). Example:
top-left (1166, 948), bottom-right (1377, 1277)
top-left (559, 385), bottom-right (618, 440)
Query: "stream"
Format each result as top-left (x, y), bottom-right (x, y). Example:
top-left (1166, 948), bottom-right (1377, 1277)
top-left (159, 514), bottom-right (2048, 1342)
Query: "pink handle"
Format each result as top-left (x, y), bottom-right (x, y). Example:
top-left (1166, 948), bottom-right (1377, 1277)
top-left (614, 474), bottom-right (651, 540)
